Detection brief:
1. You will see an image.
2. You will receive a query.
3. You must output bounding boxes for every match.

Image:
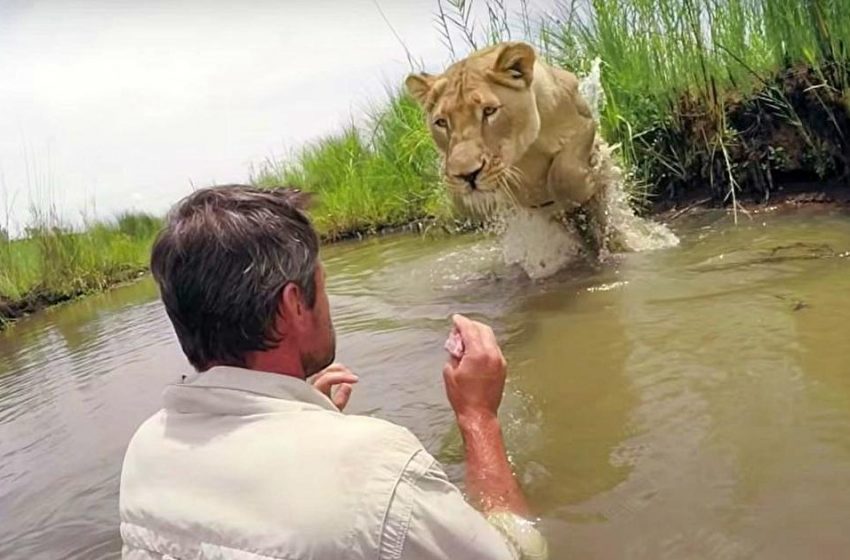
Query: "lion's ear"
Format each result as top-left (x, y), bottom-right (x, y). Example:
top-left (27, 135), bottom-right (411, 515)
top-left (405, 73), bottom-right (437, 106)
top-left (492, 42), bottom-right (536, 88)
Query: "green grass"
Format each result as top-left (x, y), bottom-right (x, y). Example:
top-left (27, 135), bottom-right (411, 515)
top-left (254, 0), bottom-right (848, 220)
top-left (0, 211), bottom-right (161, 324)
top-left (553, 0), bottom-right (850, 201)
top-left (4, 0), bottom-right (849, 322)
top-left (252, 92), bottom-right (454, 240)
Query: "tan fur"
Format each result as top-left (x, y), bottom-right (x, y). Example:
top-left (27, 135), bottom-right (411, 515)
top-left (405, 41), bottom-right (599, 214)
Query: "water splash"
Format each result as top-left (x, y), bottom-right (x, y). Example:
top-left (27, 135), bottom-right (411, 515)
top-left (579, 57), bottom-right (606, 123)
top-left (585, 138), bottom-right (680, 255)
top-left (495, 206), bottom-right (585, 279)
top-left (490, 58), bottom-right (679, 279)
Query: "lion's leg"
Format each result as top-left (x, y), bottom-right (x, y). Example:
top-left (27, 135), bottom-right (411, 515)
top-left (545, 150), bottom-right (597, 211)
top-left (547, 138), bottom-right (613, 257)
top-left (545, 121), bottom-right (599, 210)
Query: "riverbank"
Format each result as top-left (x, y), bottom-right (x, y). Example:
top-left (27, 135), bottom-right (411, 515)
top-left (0, 208), bottom-right (476, 330)
top-left (5, 190), bottom-right (848, 331)
top-left (250, 93), bottom-right (452, 241)
top-left (657, 182), bottom-right (850, 223)
top-left (3, 0), bottom-right (848, 329)
top-left (254, 0), bottom-right (849, 217)
top-left (0, 213), bottom-right (161, 331)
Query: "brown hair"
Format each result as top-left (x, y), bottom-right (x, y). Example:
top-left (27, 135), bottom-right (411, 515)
top-left (150, 184), bottom-right (319, 371)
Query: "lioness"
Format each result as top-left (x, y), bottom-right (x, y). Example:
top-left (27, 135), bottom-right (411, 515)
top-left (405, 41), bottom-right (599, 215)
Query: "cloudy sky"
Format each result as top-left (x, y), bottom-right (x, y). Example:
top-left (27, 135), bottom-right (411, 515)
top-left (0, 0), bottom-right (551, 233)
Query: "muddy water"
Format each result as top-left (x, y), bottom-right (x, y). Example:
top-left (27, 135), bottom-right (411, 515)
top-left (1, 207), bottom-right (849, 559)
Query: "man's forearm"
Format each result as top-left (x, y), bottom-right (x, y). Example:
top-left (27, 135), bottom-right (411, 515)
top-left (458, 412), bottom-right (530, 517)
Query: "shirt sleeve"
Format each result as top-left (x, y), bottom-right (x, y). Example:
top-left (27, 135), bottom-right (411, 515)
top-left (379, 448), bottom-right (546, 560)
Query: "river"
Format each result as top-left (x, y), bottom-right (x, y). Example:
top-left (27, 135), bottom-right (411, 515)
top-left (1, 206), bottom-right (849, 559)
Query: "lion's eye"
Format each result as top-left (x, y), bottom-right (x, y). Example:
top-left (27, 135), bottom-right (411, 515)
top-left (483, 106), bottom-right (499, 118)
top-left (433, 117), bottom-right (448, 129)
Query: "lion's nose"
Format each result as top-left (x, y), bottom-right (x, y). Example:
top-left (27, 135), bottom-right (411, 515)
top-left (454, 163), bottom-right (485, 189)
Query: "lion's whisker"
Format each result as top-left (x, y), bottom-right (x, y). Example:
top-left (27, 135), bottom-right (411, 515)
top-left (499, 176), bottom-right (520, 209)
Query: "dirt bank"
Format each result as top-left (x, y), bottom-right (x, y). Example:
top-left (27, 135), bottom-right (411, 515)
top-left (4, 59), bottom-right (848, 331)
top-left (0, 269), bottom-right (147, 332)
top-left (644, 61), bottom-right (849, 213)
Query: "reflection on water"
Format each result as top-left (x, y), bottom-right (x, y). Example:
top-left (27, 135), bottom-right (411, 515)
top-left (1, 206), bottom-right (850, 559)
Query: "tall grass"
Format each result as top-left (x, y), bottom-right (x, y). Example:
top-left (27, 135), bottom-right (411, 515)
top-left (252, 93), bottom-right (452, 239)
top-left (254, 0), bottom-right (849, 224)
top-left (554, 0), bottom-right (850, 202)
top-left (0, 209), bottom-right (161, 314)
top-left (5, 0), bottom-right (848, 323)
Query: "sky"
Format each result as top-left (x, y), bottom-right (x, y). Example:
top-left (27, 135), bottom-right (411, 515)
top-left (0, 0), bottom-right (539, 233)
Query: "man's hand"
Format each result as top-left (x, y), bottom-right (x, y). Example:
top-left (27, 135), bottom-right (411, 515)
top-left (442, 314), bottom-right (507, 426)
top-left (310, 363), bottom-right (358, 411)
top-left (442, 314), bottom-right (531, 519)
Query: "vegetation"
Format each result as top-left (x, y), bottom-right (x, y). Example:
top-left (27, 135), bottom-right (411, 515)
top-left (252, 93), bottom-right (454, 240)
top-left (553, 0), bottom-right (850, 208)
top-left (256, 0), bottom-right (849, 222)
top-left (0, 210), bottom-right (161, 329)
top-left (4, 0), bottom-right (848, 325)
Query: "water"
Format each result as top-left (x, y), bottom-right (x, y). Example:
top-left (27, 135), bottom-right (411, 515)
top-left (2, 206), bottom-right (850, 559)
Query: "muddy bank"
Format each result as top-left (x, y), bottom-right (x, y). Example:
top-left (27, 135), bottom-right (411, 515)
top-left (4, 58), bottom-right (849, 331)
top-left (318, 216), bottom-right (480, 243)
top-left (643, 61), bottom-right (850, 212)
top-left (0, 269), bottom-right (147, 331)
top-left (3, 188), bottom-right (847, 331)
top-left (655, 182), bottom-right (850, 223)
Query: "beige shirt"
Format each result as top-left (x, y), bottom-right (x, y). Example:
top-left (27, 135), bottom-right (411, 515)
top-left (119, 366), bottom-right (541, 559)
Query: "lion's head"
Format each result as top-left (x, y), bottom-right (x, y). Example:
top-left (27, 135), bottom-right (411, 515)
top-left (405, 42), bottom-right (540, 207)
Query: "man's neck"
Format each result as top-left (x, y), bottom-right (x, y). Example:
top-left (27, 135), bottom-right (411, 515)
top-left (243, 350), bottom-right (305, 380)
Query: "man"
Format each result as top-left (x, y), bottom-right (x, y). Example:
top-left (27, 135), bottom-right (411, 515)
top-left (119, 185), bottom-right (547, 559)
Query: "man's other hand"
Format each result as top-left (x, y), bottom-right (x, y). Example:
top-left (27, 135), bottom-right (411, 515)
top-left (310, 363), bottom-right (358, 411)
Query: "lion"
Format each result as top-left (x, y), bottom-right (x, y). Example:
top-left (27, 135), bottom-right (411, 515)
top-left (405, 41), bottom-right (600, 219)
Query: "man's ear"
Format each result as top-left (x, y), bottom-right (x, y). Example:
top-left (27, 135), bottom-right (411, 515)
top-left (489, 42), bottom-right (536, 88)
top-left (281, 282), bottom-right (305, 322)
top-left (405, 73), bottom-right (437, 106)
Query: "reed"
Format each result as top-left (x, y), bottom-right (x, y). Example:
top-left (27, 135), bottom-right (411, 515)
top-left (252, 92), bottom-right (452, 240)
top-left (544, 0), bottom-right (850, 204)
top-left (5, 0), bottom-right (848, 326)
top-left (0, 208), bottom-right (161, 328)
top-left (257, 0), bottom-right (848, 221)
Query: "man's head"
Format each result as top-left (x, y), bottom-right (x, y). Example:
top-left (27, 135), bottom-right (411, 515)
top-left (150, 185), bottom-right (335, 376)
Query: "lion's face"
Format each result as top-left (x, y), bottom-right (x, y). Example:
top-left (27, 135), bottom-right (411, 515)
top-left (406, 42), bottom-right (540, 207)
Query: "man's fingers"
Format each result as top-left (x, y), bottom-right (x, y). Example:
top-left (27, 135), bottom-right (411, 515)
top-left (332, 383), bottom-right (353, 411)
top-left (476, 322), bottom-right (499, 351)
top-left (443, 355), bottom-right (461, 377)
top-left (313, 370), bottom-right (359, 396)
top-left (316, 363), bottom-right (349, 376)
top-left (452, 314), bottom-right (485, 353)
top-left (452, 314), bottom-right (502, 356)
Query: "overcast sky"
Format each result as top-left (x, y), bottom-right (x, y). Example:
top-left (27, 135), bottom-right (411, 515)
top-left (0, 0), bottom-right (552, 233)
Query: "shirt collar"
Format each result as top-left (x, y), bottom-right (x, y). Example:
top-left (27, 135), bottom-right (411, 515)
top-left (163, 365), bottom-right (339, 414)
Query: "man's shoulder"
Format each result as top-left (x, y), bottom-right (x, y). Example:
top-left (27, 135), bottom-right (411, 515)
top-left (118, 405), bottom-right (459, 559)
top-left (311, 410), bottom-right (431, 467)
top-left (338, 412), bottom-right (423, 445)
top-left (123, 409), bottom-right (165, 449)
top-left (127, 403), bottom-right (430, 473)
